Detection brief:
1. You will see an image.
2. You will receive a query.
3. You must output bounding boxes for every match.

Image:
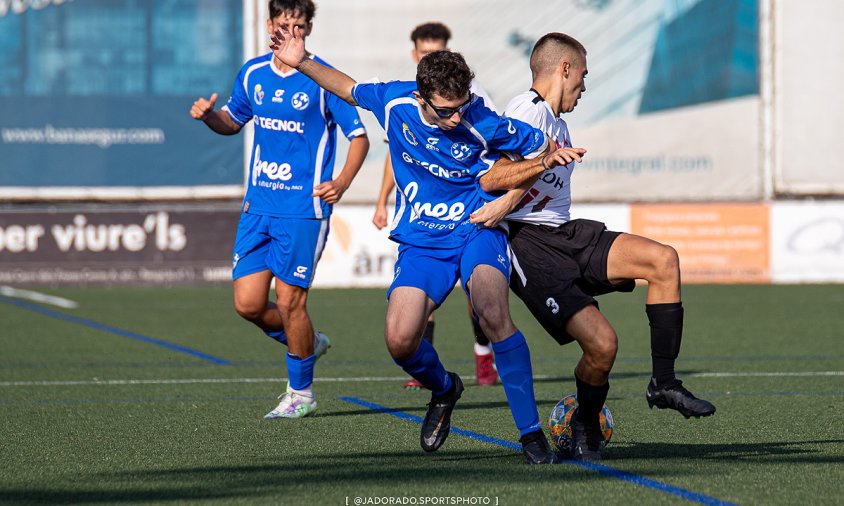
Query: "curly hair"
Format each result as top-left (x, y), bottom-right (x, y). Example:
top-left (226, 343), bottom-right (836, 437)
top-left (268, 0), bottom-right (316, 23)
top-left (416, 51), bottom-right (474, 101)
top-left (410, 22), bottom-right (451, 44)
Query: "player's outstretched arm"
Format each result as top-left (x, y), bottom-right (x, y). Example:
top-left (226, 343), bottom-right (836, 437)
top-left (372, 154), bottom-right (396, 229)
top-left (189, 93), bottom-right (242, 135)
top-left (270, 26), bottom-right (359, 106)
top-left (470, 177), bottom-right (538, 228)
top-left (312, 134), bottom-right (370, 205)
top-left (479, 142), bottom-right (586, 192)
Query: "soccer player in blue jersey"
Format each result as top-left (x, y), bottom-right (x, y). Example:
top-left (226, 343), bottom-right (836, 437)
top-left (189, 0), bottom-right (369, 419)
top-left (372, 21), bottom-right (500, 391)
top-left (270, 24), bottom-right (585, 464)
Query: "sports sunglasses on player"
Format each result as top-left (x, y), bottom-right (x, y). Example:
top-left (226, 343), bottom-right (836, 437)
top-left (422, 93), bottom-right (475, 118)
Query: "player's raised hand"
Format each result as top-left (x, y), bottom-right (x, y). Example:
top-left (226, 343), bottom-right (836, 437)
top-left (313, 179), bottom-right (348, 205)
top-left (543, 146), bottom-right (587, 169)
top-left (190, 93), bottom-right (218, 120)
top-left (270, 25), bottom-right (307, 68)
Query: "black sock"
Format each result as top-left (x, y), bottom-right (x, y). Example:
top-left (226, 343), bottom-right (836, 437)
top-left (422, 321), bottom-right (435, 345)
top-left (471, 317), bottom-right (490, 346)
top-left (647, 302), bottom-right (683, 386)
top-left (575, 374), bottom-right (609, 425)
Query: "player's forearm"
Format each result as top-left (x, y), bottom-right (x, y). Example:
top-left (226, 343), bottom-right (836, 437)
top-left (297, 59), bottom-right (358, 106)
top-left (335, 135), bottom-right (370, 188)
top-left (376, 155), bottom-right (396, 206)
top-left (479, 149), bottom-right (549, 192)
top-left (203, 110), bottom-right (242, 136)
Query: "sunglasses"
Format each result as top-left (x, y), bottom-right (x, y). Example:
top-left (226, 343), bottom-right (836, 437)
top-left (422, 93), bottom-right (474, 118)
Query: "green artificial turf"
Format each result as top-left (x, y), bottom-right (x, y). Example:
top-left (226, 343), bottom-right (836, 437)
top-left (1, 285), bottom-right (842, 505)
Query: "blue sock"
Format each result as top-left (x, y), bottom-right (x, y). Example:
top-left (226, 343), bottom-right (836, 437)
top-left (492, 330), bottom-right (541, 436)
top-left (394, 338), bottom-right (453, 397)
top-left (265, 329), bottom-right (287, 345)
top-left (286, 352), bottom-right (315, 390)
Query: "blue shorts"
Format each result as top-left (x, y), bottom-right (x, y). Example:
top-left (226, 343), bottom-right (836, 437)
top-left (388, 227), bottom-right (511, 306)
top-left (231, 213), bottom-right (329, 288)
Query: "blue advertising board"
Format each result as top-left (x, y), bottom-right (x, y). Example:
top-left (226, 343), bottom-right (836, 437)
top-left (0, 0), bottom-right (244, 193)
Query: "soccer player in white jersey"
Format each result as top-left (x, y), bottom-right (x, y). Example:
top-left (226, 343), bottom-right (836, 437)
top-left (371, 22), bottom-right (499, 391)
top-left (189, 0), bottom-right (369, 419)
top-left (471, 32), bottom-right (716, 461)
top-left (271, 24), bottom-right (585, 464)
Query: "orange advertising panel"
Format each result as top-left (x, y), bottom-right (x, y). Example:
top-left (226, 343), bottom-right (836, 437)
top-left (630, 204), bottom-right (770, 284)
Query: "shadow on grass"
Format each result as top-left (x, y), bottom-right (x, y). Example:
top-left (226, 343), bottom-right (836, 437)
top-left (0, 449), bottom-right (603, 504)
top-left (605, 439), bottom-right (844, 464)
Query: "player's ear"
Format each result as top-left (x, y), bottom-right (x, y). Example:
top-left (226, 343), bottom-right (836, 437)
top-left (411, 49), bottom-right (420, 64)
top-left (303, 21), bottom-right (313, 36)
top-left (265, 18), bottom-right (274, 36)
top-left (561, 61), bottom-right (570, 78)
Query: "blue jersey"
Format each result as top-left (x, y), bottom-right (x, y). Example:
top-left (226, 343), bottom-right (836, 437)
top-left (352, 81), bottom-right (546, 249)
top-left (224, 53), bottom-right (366, 219)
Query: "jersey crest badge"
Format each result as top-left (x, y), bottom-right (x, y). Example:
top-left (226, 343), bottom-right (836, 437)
top-left (450, 142), bottom-right (471, 161)
top-left (402, 123), bottom-right (418, 146)
top-left (291, 92), bottom-right (310, 110)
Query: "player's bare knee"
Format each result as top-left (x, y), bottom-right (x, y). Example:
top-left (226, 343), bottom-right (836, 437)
top-left (384, 331), bottom-right (415, 360)
top-left (473, 302), bottom-right (509, 332)
top-left (233, 298), bottom-right (263, 321)
top-left (274, 291), bottom-right (307, 318)
top-left (586, 329), bottom-right (617, 374)
top-left (649, 244), bottom-right (680, 285)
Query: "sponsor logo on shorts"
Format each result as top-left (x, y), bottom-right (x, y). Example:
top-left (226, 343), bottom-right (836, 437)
top-left (497, 254), bottom-right (506, 267)
top-left (253, 84), bottom-right (265, 105)
top-left (402, 123), bottom-right (418, 146)
top-left (393, 266), bottom-right (401, 282)
top-left (294, 265), bottom-right (308, 280)
top-left (291, 92), bottom-right (310, 110)
top-left (546, 297), bottom-right (560, 315)
top-left (232, 253), bottom-right (240, 269)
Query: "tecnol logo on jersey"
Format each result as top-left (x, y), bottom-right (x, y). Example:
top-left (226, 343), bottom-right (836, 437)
top-left (255, 116), bottom-right (304, 133)
top-left (400, 152), bottom-right (469, 179)
top-left (251, 145), bottom-right (292, 186)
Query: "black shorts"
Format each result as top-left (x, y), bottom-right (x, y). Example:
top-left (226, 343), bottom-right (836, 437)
top-left (508, 219), bottom-right (635, 345)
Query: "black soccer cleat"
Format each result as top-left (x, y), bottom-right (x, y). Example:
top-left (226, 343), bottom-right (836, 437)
top-left (569, 409), bottom-right (603, 462)
top-left (646, 378), bottom-right (716, 419)
top-left (420, 372), bottom-right (464, 452)
top-left (519, 430), bottom-right (563, 465)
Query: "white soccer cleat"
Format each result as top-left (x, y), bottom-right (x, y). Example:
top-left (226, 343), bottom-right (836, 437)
top-left (264, 391), bottom-right (317, 419)
top-left (314, 331), bottom-right (331, 361)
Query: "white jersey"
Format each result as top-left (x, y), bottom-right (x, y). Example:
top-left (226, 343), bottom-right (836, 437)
top-left (503, 89), bottom-right (573, 226)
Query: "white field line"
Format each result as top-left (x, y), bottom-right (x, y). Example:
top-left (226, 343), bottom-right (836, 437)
top-left (0, 286), bottom-right (79, 309)
top-left (0, 371), bottom-right (842, 387)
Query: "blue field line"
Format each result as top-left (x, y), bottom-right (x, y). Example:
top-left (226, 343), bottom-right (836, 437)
top-left (0, 297), bottom-right (231, 365)
top-left (339, 396), bottom-right (736, 506)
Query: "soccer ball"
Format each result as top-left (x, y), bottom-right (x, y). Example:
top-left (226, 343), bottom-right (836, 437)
top-left (548, 394), bottom-right (614, 451)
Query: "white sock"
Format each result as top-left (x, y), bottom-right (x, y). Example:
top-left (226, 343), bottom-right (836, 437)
top-left (474, 343), bottom-right (492, 355)
top-left (290, 386), bottom-right (314, 398)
